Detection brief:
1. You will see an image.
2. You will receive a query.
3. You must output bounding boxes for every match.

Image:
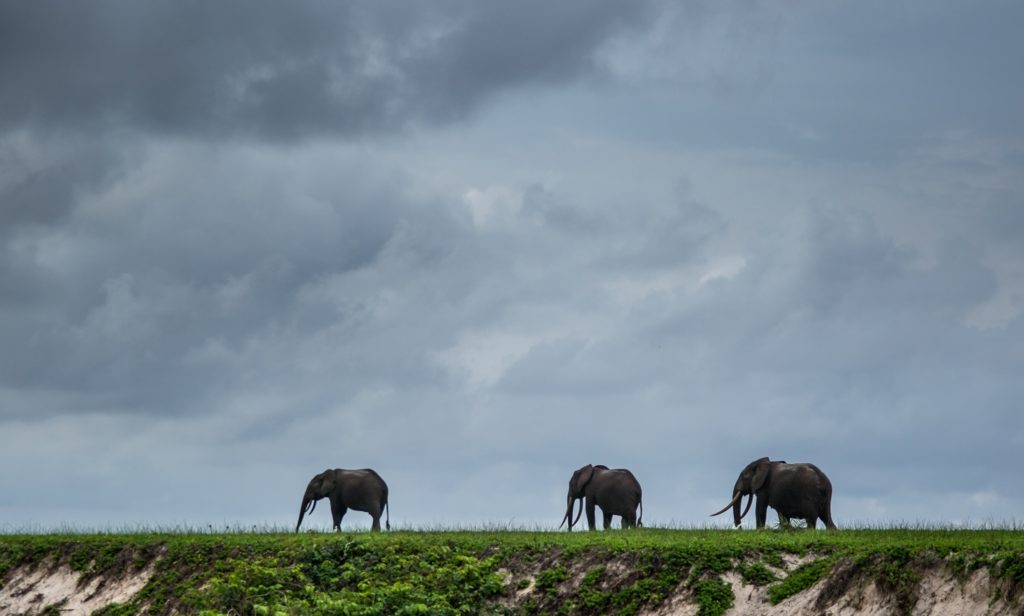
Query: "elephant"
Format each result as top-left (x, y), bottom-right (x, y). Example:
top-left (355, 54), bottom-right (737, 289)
top-left (559, 464), bottom-right (643, 531)
top-left (296, 468), bottom-right (390, 532)
top-left (711, 457), bottom-right (836, 530)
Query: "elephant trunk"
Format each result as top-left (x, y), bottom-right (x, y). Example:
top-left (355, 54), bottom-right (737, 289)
top-left (295, 494), bottom-right (316, 532)
top-left (571, 498), bottom-right (584, 528)
top-left (735, 493), bottom-right (754, 527)
top-left (560, 494), bottom-right (575, 531)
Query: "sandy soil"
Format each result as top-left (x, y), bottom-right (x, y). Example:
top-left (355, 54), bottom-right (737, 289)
top-left (0, 560), bottom-right (155, 616)
top-left (2, 551), bottom-right (1018, 615)
top-left (634, 558), bottom-right (1016, 616)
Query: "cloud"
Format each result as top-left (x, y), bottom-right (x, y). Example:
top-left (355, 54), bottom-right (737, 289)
top-left (1, 1), bottom-right (1023, 529)
top-left (2, 131), bottom-right (1023, 526)
top-left (0, 0), bottom-right (654, 141)
top-left (0, 141), bottom-right (443, 416)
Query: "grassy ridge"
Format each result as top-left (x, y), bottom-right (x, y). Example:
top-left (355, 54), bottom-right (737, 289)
top-left (2, 529), bottom-right (1023, 615)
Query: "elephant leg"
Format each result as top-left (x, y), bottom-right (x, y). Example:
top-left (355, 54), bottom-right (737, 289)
top-left (622, 511), bottom-right (636, 529)
top-left (330, 499), bottom-right (347, 531)
top-left (586, 499), bottom-right (597, 531)
top-left (755, 497), bottom-right (769, 529)
top-left (805, 516), bottom-right (817, 530)
top-left (778, 514), bottom-right (792, 529)
top-left (366, 503), bottom-right (383, 532)
top-left (603, 511), bottom-right (613, 530)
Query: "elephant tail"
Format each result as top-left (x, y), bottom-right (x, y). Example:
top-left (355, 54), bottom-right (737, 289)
top-left (638, 498), bottom-right (643, 528)
top-left (385, 500), bottom-right (391, 531)
top-left (822, 499), bottom-right (836, 530)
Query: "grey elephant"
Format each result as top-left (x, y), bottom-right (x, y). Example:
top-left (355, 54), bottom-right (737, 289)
top-left (559, 464), bottom-right (643, 531)
top-left (711, 457), bottom-right (836, 529)
top-left (296, 468), bottom-right (390, 532)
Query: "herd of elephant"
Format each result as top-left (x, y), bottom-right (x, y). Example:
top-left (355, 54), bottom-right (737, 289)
top-left (295, 457), bottom-right (837, 533)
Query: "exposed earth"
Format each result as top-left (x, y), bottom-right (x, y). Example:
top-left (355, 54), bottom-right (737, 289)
top-left (2, 546), bottom-right (1019, 615)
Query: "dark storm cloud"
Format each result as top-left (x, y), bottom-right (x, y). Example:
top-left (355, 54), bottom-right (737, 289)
top-left (0, 143), bottom-right (461, 420)
top-left (0, 0), bottom-right (653, 140)
top-left (0, 134), bottom-right (127, 312)
top-left (2, 0), bottom-right (1023, 530)
top-left (0, 137), bottom-right (123, 231)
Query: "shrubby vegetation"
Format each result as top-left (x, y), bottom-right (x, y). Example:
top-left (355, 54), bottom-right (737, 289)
top-left (1, 528), bottom-right (1023, 615)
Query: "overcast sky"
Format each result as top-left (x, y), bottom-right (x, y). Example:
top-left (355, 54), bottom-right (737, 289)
top-left (2, 0), bottom-right (1022, 531)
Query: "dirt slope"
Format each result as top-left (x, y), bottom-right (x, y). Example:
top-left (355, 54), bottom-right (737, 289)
top-left (1, 535), bottom-right (1022, 615)
top-left (1, 560), bottom-right (155, 616)
top-left (2, 553), bottom-right (1017, 615)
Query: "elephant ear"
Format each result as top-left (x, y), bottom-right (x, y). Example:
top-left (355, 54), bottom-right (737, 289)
top-left (573, 464), bottom-right (595, 494)
top-left (313, 470), bottom-right (334, 495)
top-left (751, 459), bottom-right (771, 492)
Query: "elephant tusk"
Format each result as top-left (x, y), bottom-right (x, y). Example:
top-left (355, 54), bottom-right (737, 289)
top-left (558, 510), bottom-right (569, 529)
top-left (571, 499), bottom-right (584, 528)
top-left (738, 493), bottom-right (754, 521)
top-left (710, 491), bottom-right (742, 517)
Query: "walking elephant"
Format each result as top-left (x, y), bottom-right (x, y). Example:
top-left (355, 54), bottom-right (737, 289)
top-left (711, 457), bottom-right (836, 529)
top-left (559, 464), bottom-right (643, 531)
top-left (296, 468), bottom-right (390, 532)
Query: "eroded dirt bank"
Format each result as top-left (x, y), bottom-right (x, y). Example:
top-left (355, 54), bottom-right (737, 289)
top-left (2, 551), bottom-right (1019, 615)
top-left (496, 549), bottom-right (1021, 616)
top-left (1, 559), bottom-right (156, 615)
top-left (1, 533), bottom-right (1022, 615)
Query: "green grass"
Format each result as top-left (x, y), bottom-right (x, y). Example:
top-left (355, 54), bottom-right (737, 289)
top-left (2, 529), bottom-right (1023, 615)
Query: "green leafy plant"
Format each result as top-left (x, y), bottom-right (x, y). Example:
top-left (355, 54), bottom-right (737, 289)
top-left (768, 557), bottom-right (836, 604)
top-left (534, 564), bottom-right (569, 594)
top-left (739, 562), bottom-right (777, 586)
top-left (693, 577), bottom-right (734, 616)
top-left (2, 528), bottom-right (1024, 614)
